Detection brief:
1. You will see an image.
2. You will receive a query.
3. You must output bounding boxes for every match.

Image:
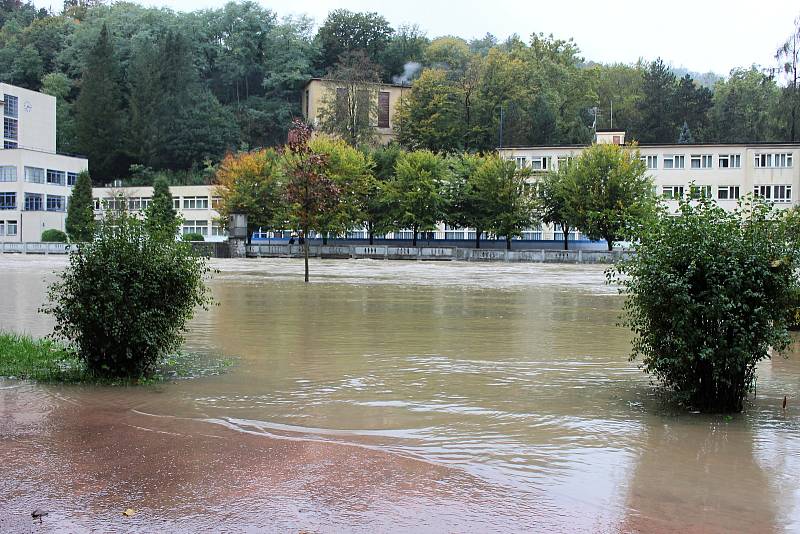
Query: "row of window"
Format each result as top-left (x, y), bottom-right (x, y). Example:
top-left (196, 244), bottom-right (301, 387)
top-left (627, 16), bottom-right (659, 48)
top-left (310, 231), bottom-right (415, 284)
top-left (513, 152), bottom-right (793, 171)
top-left (661, 184), bottom-right (792, 202)
top-left (0, 220), bottom-right (17, 236)
top-left (3, 95), bottom-right (18, 148)
top-left (0, 192), bottom-right (66, 211)
top-left (15, 167), bottom-right (78, 186)
top-left (182, 220), bottom-right (227, 237)
top-left (94, 195), bottom-right (222, 211)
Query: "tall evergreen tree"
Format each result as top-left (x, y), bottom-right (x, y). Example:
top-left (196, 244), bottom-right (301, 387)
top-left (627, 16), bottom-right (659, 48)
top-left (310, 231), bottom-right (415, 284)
top-left (74, 24), bottom-right (126, 183)
top-left (635, 58), bottom-right (677, 143)
top-left (65, 170), bottom-right (95, 242)
top-left (144, 177), bottom-right (179, 239)
top-left (678, 121), bottom-right (694, 144)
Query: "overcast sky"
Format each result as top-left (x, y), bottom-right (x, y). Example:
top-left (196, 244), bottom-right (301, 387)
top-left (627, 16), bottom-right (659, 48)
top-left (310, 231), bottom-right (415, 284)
top-left (34, 0), bottom-right (800, 75)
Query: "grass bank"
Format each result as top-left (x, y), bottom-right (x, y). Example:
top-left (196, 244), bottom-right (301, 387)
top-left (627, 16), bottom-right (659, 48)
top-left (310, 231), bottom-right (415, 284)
top-left (0, 332), bottom-right (231, 384)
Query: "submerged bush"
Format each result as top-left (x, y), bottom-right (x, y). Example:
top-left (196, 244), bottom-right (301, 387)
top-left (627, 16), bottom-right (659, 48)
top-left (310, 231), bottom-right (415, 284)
top-left (42, 212), bottom-right (212, 378)
top-left (609, 197), bottom-right (799, 413)
top-left (41, 229), bottom-right (68, 242)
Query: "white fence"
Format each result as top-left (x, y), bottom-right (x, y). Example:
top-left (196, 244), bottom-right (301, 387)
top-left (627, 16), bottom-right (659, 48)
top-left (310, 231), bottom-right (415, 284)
top-left (0, 242), bottom-right (72, 254)
top-left (246, 244), bottom-right (632, 264)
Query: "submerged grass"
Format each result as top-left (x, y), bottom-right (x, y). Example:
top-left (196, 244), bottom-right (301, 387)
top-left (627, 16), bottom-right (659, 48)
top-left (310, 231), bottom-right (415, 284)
top-left (0, 331), bottom-right (232, 384)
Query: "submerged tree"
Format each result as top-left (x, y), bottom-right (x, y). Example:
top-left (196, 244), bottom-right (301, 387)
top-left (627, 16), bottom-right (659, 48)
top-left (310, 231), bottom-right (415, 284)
top-left (389, 149), bottom-right (447, 246)
top-left (610, 197), bottom-right (799, 413)
top-left (144, 177), bottom-right (179, 240)
top-left (282, 120), bottom-right (340, 282)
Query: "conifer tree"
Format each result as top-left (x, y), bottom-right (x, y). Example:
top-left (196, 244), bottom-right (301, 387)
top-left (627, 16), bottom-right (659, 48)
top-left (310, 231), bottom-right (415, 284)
top-left (145, 177), bottom-right (179, 239)
top-left (74, 24), bottom-right (126, 183)
top-left (678, 121), bottom-right (694, 144)
top-left (65, 171), bottom-right (95, 242)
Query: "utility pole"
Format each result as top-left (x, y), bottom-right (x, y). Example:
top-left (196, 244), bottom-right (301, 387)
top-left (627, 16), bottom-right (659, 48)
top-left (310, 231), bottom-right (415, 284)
top-left (610, 100), bottom-right (614, 129)
top-left (498, 105), bottom-right (504, 148)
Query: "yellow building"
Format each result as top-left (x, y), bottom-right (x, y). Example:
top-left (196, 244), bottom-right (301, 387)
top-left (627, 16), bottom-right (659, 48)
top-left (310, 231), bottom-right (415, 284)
top-left (301, 78), bottom-right (411, 144)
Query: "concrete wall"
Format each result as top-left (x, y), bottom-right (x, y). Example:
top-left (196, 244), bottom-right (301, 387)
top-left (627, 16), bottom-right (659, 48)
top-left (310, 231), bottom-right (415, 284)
top-left (1, 82), bottom-right (57, 153)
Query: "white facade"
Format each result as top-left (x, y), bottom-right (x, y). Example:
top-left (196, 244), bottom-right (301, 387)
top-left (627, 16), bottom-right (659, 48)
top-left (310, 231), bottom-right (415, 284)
top-left (498, 134), bottom-right (800, 241)
top-left (92, 185), bottom-right (227, 242)
top-left (0, 83), bottom-right (89, 242)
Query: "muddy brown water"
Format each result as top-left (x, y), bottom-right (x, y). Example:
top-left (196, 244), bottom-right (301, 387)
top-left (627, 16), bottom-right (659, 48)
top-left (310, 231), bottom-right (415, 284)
top-left (0, 256), bottom-right (798, 533)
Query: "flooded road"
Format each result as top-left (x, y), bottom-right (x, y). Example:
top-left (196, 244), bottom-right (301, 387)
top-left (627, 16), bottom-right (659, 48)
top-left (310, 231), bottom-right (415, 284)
top-left (1, 256), bottom-right (799, 533)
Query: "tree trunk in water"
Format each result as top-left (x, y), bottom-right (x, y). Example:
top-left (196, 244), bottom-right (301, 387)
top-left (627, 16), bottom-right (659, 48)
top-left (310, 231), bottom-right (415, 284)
top-left (563, 225), bottom-right (569, 251)
top-left (475, 229), bottom-right (481, 249)
top-left (368, 222), bottom-right (374, 245)
top-left (322, 234), bottom-right (328, 245)
top-left (304, 226), bottom-right (309, 283)
top-left (607, 238), bottom-right (613, 251)
top-left (412, 225), bottom-right (417, 247)
top-left (506, 237), bottom-right (511, 250)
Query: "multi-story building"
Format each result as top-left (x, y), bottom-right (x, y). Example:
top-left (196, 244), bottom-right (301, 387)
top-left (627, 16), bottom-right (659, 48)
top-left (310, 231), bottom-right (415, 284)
top-left (498, 130), bottom-right (800, 241)
top-left (0, 83), bottom-right (88, 242)
top-left (301, 78), bottom-right (411, 144)
top-left (91, 185), bottom-right (227, 242)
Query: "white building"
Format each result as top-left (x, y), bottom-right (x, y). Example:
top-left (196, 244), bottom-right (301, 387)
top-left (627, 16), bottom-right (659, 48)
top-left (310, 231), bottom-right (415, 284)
top-left (91, 185), bottom-right (227, 242)
top-left (0, 83), bottom-right (89, 242)
top-left (498, 130), bottom-right (800, 241)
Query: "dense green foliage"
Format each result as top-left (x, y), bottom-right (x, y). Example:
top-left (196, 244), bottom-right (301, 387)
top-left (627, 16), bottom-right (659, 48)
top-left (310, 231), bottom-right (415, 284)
top-left (65, 170), bottom-right (94, 241)
top-left (0, 1), bottom-right (796, 182)
top-left (40, 228), bottom-right (67, 242)
top-left (181, 232), bottom-right (204, 242)
top-left (42, 212), bottom-right (212, 378)
top-left (562, 143), bottom-right (657, 250)
top-left (609, 198), bottom-right (799, 412)
top-left (0, 332), bottom-right (86, 382)
top-left (389, 150), bottom-right (447, 246)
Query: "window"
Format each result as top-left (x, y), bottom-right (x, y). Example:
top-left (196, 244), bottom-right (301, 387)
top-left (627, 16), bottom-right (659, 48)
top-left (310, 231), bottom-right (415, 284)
top-left (24, 193), bottom-right (43, 211)
top-left (6, 220), bottom-right (17, 236)
top-left (662, 185), bottom-right (684, 199)
top-left (4, 95), bottom-right (18, 118)
top-left (557, 156), bottom-right (573, 168)
top-left (530, 156), bottom-right (549, 171)
top-left (690, 185), bottom-right (712, 199)
top-left (211, 196), bottom-right (222, 209)
top-left (642, 155), bottom-right (657, 169)
top-left (717, 186), bottom-right (740, 200)
top-left (378, 91), bottom-right (390, 128)
top-left (212, 222), bottom-right (227, 236)
top-left (3, 140), bottom-right (17, 149)
top-left (46, 195), bottom-right (64, 211)
top-left (444, 224), bottom-right (464, 240)
top-left (100, 197), bottom-right (125, 211)
top-left (67, 172), bottom-right (78, 186)
top-left (128, 197), bottom-right (150, 211)
top-left (173, 197), bottom-right (181, 209)
top-left (24, 166), bottom-right (44, 183)
top-left (522, 225), bottom-right (543, 240)
top-left (612, 135), bottom-right (621, 144)
top-left (690, 154), bottom-right (712, 169)
top-left (0, 192), bottom-right (16, 209)
top-left (513, 156), bottom-right (527, 169)
top-left (718, 154), bottom-right (741, 168)
top-left (754, 153), bottom-right (793, 168)
top-left (663, 155), bottom-right (685, 169)
top-left (183, 220), bottom-right (209, 236)
top-left (46, 169), bottom-right (65, 186)
top-left (754, 184), bottom-right (792, 203)
top-left (183, 196), bottom-right (209, 209)
top-left (4, 117), bottom-right (18, 140)
top-left (0, 166), bottom-right (15, 182)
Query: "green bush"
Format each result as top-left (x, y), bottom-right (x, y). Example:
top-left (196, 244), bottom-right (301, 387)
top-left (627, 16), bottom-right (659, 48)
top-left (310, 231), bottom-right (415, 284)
top-left (42, 212), bottom-right (212, 378)
top-left (41, 229), bottom-right (68, 242)
top-left (182, 232), bottom-right (204, 242)
top-left (609, 197), bottom-right (799, 413)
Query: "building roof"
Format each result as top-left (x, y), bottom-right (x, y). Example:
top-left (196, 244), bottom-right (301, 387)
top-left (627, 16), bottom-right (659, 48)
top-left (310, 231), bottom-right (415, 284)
top-left (303, 77), bottom-right (412, 90)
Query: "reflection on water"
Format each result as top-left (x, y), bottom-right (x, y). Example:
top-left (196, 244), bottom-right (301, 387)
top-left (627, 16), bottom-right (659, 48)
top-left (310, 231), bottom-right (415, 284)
top-left (0, 255), bottom-right (798, 532)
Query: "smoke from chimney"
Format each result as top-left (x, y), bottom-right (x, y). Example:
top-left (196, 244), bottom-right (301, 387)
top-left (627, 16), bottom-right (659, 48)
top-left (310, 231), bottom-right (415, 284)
top-left (392, 62), bottom-right (421, 85)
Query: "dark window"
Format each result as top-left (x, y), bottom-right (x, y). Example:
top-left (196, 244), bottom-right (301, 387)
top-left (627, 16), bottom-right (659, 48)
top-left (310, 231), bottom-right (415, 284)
top-left (24, 193), bottom-right (43, 211)
top-left (4, 95), bottom-right (18, 118)
top-left (0, 192), bottom-right (16, 209)
top-left (3, 141), bottom-right (16, 149)
top-left (46, 169), bottom-right (65, 185)
top-left (378, 91), bottom-right (390, 128)
top-left (4, 117), bottom-right (17, 140)
top-left (67, 172), bottom-right (78, 186)
top-left (46, 195), bottom-right (64, 211)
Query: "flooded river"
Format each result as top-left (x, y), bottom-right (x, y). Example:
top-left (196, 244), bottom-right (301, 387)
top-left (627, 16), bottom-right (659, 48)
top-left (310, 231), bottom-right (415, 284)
top-left (1, 256), bottom-right (799, 533)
